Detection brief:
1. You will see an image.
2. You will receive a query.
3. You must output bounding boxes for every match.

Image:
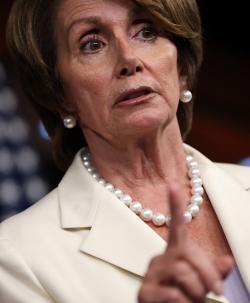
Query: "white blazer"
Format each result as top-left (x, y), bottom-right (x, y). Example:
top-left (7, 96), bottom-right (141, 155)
top-left (0, 145), bottom-right (250, 303)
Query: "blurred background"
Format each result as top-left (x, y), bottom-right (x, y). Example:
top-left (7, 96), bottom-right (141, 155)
top-left (0, 1), bottom-right (250, 221)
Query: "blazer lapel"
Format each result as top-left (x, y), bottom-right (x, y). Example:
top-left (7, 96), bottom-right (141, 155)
top-left (58, 151), bottom-right (100, 229)
top-left (79, 180), bottom-right (166, 277)
top-left (186, 145), bottom-right (250, 294)
top-left (58, 150), bottom-right (166, 277)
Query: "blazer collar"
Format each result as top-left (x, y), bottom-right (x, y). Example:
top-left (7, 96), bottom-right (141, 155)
top-left (58, 151), bottom-right (99, 228)
top-left (185, 145), bottom-right (250, 293)
top-left (58, 146), bottom-right (250, 291)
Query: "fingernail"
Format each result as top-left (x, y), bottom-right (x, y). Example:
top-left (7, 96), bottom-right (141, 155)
top-left (213, 281), bottom-right (224, 295)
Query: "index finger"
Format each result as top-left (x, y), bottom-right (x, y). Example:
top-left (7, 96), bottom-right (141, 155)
top-left (167, 185), bottom-right (187, 247)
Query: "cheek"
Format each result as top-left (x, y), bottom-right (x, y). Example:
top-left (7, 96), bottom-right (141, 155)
top-left (142, 41), bottom-right (180, 87)
top-left (62, 71), bottom-right (113, 130)
top-left (60, 60), bottom-right (110, 113)
top-left (153, 49), bottom-right (181, 98)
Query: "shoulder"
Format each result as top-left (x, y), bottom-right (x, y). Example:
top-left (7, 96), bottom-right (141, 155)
top-left (0, 188), bottom-right (59, 243)
top-left (0, 189), bottom-right (59, 302)
top-left (216, 163), bottom-right (250, 190)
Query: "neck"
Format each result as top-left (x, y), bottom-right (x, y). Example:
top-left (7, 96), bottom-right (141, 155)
top-left (83, 120), bottom-right (190, 212)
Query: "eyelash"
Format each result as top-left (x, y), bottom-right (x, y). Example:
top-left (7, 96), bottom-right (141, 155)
top-left (79, 35), bottom-right (104, 53)
top-left (136, 25), bottom-right (158, 41)
top-left (79, 24), bottom-right (158, 54)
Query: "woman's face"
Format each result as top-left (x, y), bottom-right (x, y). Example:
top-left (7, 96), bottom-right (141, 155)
top-left (56, 0), bottom-right (186, 145)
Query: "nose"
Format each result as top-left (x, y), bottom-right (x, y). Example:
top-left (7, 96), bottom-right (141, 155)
top-left (120, 64), bottom-right (142, 77)
top-left (115, 39), bottom-right (143, 78)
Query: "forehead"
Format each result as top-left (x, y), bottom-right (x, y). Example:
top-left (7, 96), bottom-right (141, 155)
top-left (56, 0), bottom-right (144, 30)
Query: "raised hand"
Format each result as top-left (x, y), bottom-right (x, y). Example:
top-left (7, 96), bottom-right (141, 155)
top-left (138, 186), bottom-right (234, 303)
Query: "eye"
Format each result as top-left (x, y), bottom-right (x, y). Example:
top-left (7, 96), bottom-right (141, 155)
top-left (136, 25), bottom-right (158, 41)
top-left (80, 38), bottom-right (105, 53)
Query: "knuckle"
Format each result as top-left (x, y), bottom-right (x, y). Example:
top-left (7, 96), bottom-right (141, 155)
top-left (191, 286), bottom-right (207, 302)
top-left (174, 261), bottom-right (190, 276)
top-left (202, 269), bottom-right (220, 290)
top-left (193, 294), bottom-right (206, 302)
top-left (148, 255), bottom-right (161, 268)
top-left (137, 285), bottom-right (151, 303)
top-left (166, 288), bottom-right (183, 301)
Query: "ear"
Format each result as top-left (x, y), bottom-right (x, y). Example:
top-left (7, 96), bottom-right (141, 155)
top-left (58, 99), bottom-right (77, 121)
top-left (179, 75), bottom-right (188, 93)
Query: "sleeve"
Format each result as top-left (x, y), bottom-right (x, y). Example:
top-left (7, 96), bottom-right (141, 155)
top-left (0, 237), bottom-right (54, 303)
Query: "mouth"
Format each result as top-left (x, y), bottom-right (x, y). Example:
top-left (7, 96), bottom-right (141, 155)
top-left (115, 86), bottom-right (155, 106)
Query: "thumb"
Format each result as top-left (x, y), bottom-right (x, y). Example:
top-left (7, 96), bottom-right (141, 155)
top-left (214, 255), bottom-right (235, 279)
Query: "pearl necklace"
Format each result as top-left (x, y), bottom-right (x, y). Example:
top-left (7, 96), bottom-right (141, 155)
top-left (81, 149), bottom-right (204, 227)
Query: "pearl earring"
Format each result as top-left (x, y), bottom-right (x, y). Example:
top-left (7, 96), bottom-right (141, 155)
top-left (180, 90), bottom-right (192, 103)
top-left (63, 116), bottom-right (76, 129)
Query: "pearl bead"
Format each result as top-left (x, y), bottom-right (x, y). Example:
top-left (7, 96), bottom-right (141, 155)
top-left (91, 173), bottom-right (100, 179)
top-left (83, 161), bottom-right (91, 168)
top-left (120, 194), bottom-right (132, 206)
top-left (187, 204), bottom-right (200, 217)
top-left (186, 155), bottom-right (193, 163)
top-left (140, 209), bottom-right (153, 222)
top-left (87, 167), bottom-right (94, 173)
top-left (188, 160), bottom-right (198, 169)
top-left (105, 183), bottom-right (114, 192)
top-left (98, 178), bottom-right (106, 185)
top-left (130, 202), bottom-right (142, 214)
top-left (83, 155), bottom-right (90, 161)
top-left (191, 194), bottom-right (203, 205)
top-left (189, 168), bottom-right (200, 178)
top-left (165, 215), bottom-right (172, 227)
top-left (152, 213), bottom-right (166, 226)
top-left (113, 189), bottom-right (123, 198)
top-left (192, 185), bottom-right (204, 195)
top-left (190, 177), bottom-right (202, 186)
top-left (183, 211), bottom-right (192, 223)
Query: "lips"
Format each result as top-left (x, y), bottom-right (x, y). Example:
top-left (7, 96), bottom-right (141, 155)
top-left (115, 86), bottom-right (154, 105)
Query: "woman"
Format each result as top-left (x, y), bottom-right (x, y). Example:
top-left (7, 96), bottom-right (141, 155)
top-left (0, 0), bottom-right (250, 302)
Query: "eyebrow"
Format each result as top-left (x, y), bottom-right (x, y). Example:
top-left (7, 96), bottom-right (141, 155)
top-left (67, 16), bottom-right (100, 36)
top-left (67, 5), bottom-right (145, 35)
top-left (131, 5), bottom-right (144, 17)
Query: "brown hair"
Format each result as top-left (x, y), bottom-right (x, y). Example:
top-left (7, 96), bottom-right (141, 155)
top-left (7, 0), bottom-right (203, 171)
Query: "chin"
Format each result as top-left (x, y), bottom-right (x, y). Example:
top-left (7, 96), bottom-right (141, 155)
top-left (119, 110), bottom-right (169, 135)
